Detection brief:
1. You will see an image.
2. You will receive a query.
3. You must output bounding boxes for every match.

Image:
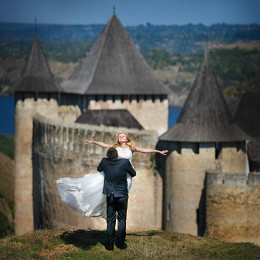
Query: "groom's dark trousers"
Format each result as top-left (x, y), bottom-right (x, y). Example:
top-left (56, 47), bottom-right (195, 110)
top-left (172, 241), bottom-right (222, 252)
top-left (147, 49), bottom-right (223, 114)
top-left (107, 194), bottom-right (128, 246)
top-left (97, 155), bottom-right (136, 248)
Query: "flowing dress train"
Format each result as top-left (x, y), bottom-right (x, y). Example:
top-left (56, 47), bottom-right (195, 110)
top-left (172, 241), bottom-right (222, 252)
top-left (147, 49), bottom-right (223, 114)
top-left (56, 147), bottom-right (133, 219)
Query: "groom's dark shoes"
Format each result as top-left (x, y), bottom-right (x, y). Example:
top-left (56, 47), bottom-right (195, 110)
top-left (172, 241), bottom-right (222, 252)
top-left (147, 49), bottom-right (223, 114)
top-left (116, 241), bottom-right (127, 250)
top-left (105, 243), bottom-right (114, 251)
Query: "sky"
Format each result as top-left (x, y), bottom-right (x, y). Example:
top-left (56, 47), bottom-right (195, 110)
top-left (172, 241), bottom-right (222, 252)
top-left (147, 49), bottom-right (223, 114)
top-left (0, 0), bottom-right (259, 26)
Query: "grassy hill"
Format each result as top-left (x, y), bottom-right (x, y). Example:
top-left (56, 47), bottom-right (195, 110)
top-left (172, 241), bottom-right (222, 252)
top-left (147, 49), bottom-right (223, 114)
top-left (0, 229), bottom-right (259, 259)
top-left (0, 134), bottom-right (14, 159)
top-left (0, 134), bottom-right (14, 238)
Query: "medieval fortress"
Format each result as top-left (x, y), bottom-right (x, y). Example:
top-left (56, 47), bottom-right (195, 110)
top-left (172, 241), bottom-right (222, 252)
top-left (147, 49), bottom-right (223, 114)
top-left (13, 14), bottom-right (259, 245)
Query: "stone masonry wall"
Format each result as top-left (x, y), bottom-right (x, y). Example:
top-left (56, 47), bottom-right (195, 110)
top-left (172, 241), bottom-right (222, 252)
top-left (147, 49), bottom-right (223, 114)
top-left (206, 171), bottom-right (260, 245)
top-left (33, 114), bottom-right (162, 231)
top-left (88, 98), bottom-right (168, 135)
top-left (14, 99), bottom-right (60, 235)
top-left (218, 144), bottom-right (248, 173)
top-left (165, 144), bottom-right (216, 235)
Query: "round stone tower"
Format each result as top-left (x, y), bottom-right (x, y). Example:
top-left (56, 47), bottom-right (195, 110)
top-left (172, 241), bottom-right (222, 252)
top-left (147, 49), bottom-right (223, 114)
top-left (159, 51), bottom-right (249, 236)
top-left (13, 34), bottom-right (62, 235)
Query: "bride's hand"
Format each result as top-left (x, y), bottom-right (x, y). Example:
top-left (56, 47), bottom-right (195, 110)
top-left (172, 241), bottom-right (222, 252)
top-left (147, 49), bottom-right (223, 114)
top-left (85, 139), bottom-right (92, 144)
top-left (159, 150), bottom-right (168, 156)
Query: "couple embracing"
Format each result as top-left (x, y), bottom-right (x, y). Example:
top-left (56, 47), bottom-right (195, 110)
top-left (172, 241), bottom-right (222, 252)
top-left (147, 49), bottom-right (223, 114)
top-left (98, 146), bottom-right (136, 250)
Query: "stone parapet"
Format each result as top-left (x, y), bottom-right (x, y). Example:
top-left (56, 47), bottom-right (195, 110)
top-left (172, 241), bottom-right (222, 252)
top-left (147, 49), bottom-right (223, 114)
top-left (206, 170), bottom-right (260, 245)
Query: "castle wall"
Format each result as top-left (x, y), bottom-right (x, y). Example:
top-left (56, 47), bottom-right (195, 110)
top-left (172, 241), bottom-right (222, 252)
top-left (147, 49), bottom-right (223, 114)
top-left (218, 143), bottom-right (248, 173)
top-left (32, 115), bottom-right (162, 231)
top-left (206, 171), bottom-right (260, 245)
top-left (14, 99), bottom-right (81, 235)
top-left (164, 143), bottom-right (248, 236)
top-left (88, 98), bottom-right (168, 135)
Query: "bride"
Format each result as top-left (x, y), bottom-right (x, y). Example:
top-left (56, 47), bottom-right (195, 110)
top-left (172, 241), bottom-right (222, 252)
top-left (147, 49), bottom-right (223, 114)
top-left (56, 130), bottom-right (168, 219)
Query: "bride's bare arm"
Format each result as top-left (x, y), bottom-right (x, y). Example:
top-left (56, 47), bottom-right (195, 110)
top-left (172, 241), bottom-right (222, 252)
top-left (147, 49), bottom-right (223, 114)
top-left (85, 139), bottom-right (111, 148)
top-left (135, 146), bottom-right (168, 156)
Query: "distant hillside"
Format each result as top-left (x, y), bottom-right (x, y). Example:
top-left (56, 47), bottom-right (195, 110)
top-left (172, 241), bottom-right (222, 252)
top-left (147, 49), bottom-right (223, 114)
top-left (0, 22), bottom-right (259, 105)
top-left (0, 22), bottom-right (260, 58)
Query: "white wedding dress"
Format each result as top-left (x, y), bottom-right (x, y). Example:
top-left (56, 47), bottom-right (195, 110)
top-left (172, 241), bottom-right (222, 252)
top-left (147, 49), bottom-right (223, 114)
top-left (56, 147), bottom-right (133, 219)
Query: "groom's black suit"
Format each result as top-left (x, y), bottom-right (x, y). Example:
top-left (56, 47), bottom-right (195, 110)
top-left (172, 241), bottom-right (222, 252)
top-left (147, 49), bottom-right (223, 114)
top-left (97, 155), bottom-right (136, 250)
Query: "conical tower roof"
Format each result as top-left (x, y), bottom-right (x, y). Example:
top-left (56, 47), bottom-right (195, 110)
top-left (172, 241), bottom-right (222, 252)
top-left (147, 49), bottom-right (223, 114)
top-left (13, 37), bottom-right (61, 92)
top-left (62, 14), bottom-right (168, 95)
top-left (160, 52), bottom-right (248, 142)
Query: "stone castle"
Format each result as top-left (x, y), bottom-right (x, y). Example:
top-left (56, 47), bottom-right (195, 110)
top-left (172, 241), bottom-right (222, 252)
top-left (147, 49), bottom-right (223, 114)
top-left (13, 14), bottom-right (259, 245)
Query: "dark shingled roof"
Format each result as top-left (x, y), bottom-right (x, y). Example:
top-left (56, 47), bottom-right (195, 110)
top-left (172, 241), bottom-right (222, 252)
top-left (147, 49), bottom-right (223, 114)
top-left (234, 91), bottom-right (260, 140)
top-left (76, 109), bottom-right (143, 129)
top-left (62, 15), bottom-right (168, 95)
top-left (247, 141), bottom-right (260, 162)
top-left (160, 52), bottom-right (249, 142)
top-left (233, 91), bottom-right (260, 163)
top-left (13, 37), bottom-right (61, 92)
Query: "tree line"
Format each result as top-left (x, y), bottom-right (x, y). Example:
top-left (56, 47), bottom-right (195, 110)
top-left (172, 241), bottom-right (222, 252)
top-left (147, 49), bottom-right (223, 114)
top-left (0, 22), bottom-right (259, 97)
top-left (0, 22), bottom-right (259, 58)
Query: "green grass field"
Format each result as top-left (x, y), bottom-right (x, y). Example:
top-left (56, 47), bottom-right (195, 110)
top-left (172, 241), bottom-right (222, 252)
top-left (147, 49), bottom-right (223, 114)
top-left (0, 229), bottom-right (259, 259)
top-left (0, 134), bottom-right (14, 237)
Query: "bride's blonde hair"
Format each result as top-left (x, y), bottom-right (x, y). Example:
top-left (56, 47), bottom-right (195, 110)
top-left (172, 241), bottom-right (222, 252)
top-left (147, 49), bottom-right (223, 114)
top-left (113, 129), bottom-right (136, 152)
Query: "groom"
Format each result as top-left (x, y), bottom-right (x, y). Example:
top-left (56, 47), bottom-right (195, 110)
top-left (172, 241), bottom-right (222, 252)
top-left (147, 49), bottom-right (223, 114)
top-left (97, 147), bottom-right (136, 251)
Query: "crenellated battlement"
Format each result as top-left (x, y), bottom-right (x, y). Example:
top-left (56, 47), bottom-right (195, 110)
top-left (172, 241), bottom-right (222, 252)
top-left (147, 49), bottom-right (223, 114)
top-left (206, 170), bottom-right (260, 188)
